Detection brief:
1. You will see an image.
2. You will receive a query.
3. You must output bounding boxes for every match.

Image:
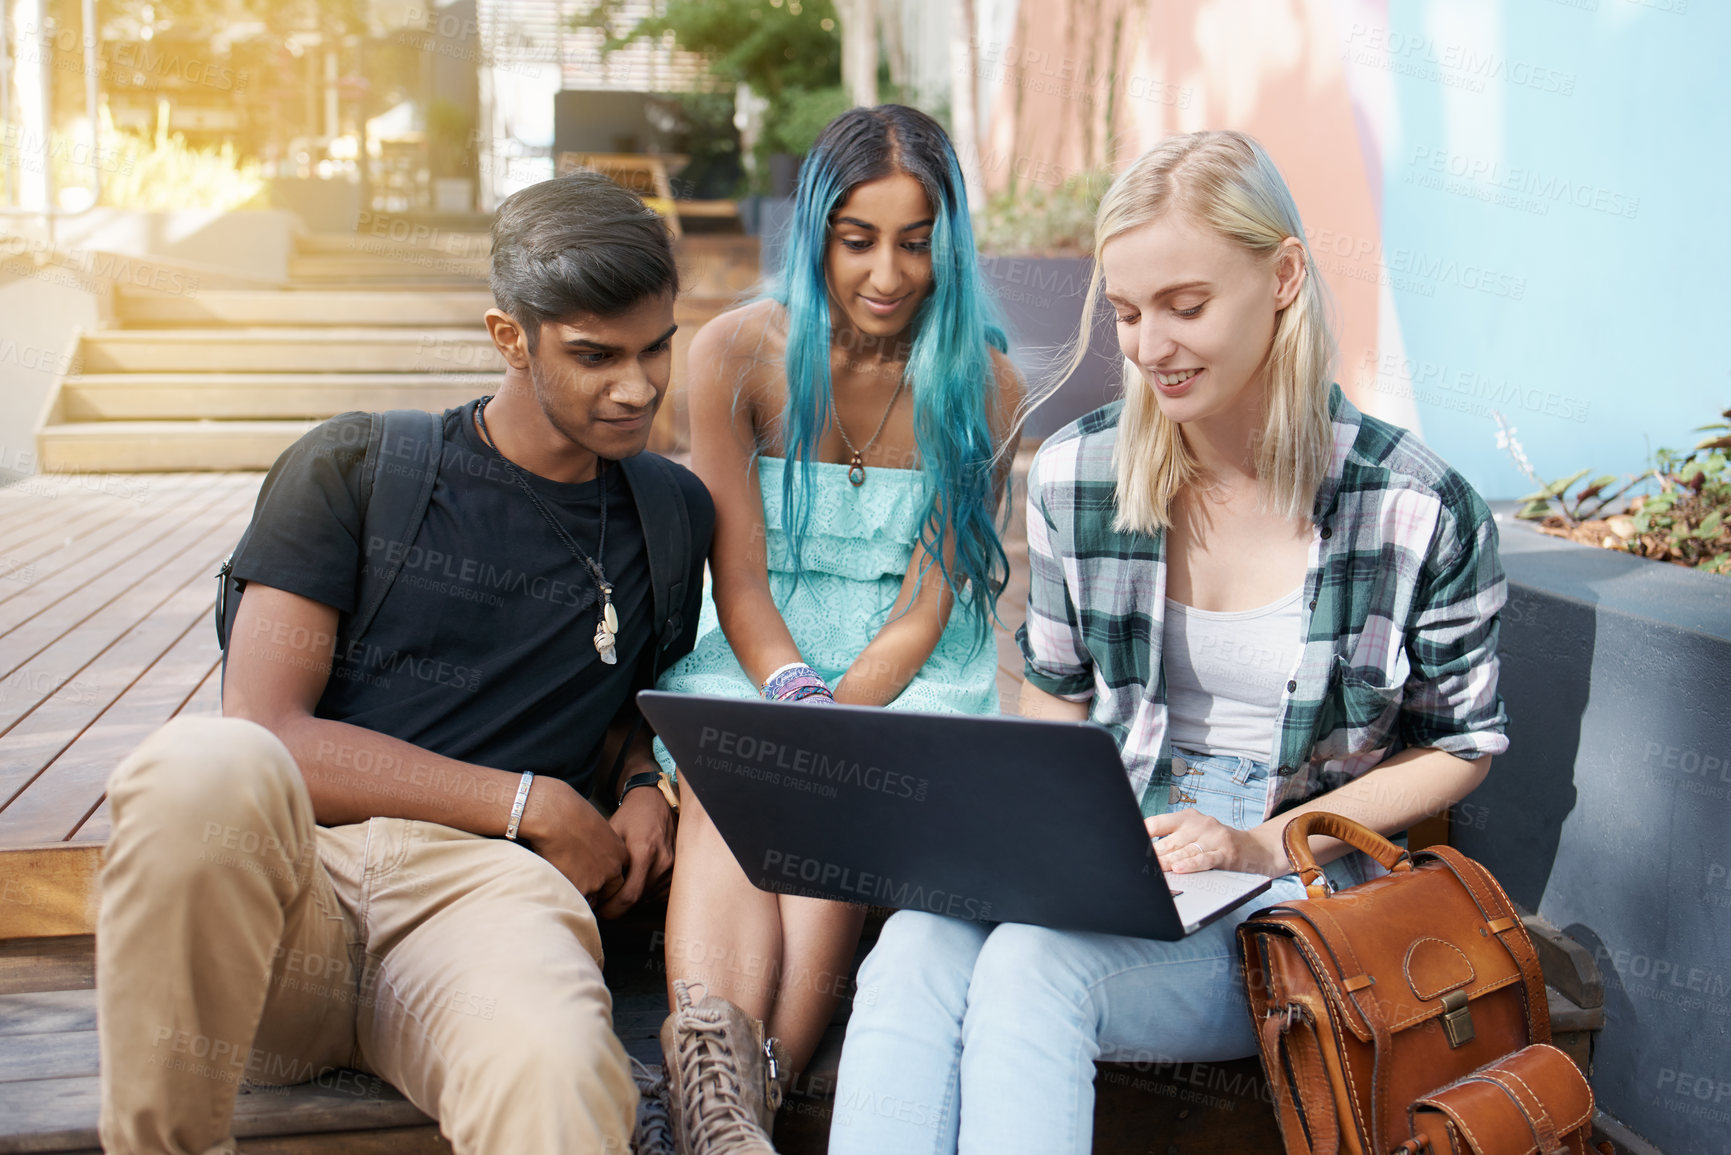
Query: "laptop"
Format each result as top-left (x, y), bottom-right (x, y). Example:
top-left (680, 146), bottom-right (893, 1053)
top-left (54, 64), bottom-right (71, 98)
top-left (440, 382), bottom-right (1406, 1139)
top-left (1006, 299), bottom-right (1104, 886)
top-left (637, 691), bottom-right (1273, 940)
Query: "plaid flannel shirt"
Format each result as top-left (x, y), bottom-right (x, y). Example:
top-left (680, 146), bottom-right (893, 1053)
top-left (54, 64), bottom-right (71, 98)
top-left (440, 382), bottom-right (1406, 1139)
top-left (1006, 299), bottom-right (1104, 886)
top-left (1015, 385), bottom-right (1509, 821)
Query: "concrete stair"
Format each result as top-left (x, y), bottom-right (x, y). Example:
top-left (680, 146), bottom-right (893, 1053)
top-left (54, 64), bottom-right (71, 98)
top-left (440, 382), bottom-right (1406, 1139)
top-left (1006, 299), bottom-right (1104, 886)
top-left (36, 420), bottom-right (324, 473)
top-left (34, 226), bottom-right (757, 472)
top-left (286, 230), bottom-right (491, 288)
top-left (54, 373), bottom-right (499, 421)
top-left (115, 289), bottom-right (495, 328)
top-left (287, 254), bottom-right (491, 287)
top-left (76, 328), bottom-right (504, 374)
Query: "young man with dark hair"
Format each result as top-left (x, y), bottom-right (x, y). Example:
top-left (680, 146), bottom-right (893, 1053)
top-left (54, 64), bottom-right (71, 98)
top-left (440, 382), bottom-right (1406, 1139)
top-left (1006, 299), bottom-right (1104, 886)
top-left (97, 173), bottom-right (712, 1154)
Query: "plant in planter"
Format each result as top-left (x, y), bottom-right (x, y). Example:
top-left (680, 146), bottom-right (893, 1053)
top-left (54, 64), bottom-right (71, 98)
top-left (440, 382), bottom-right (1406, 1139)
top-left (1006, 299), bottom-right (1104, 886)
top-left (967, 168), bottom-right (1119, 439)
top-left (1495, 408), bottom-right (1731, 575)
top-left (973, 167), bottom-right (1113, 257)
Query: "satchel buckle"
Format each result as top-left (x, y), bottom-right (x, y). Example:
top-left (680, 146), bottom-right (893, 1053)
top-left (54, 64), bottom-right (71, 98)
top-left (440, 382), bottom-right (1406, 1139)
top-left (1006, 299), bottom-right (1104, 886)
top-left (1439, 989), bottom-right (1475, 1048)
top-left (1280, 1002), bottom-right (1303, 1032)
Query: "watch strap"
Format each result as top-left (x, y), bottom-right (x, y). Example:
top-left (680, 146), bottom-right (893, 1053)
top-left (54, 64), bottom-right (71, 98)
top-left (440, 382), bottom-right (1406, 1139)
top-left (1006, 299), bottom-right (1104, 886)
top-left (617, 769), bottom-right (664, 810)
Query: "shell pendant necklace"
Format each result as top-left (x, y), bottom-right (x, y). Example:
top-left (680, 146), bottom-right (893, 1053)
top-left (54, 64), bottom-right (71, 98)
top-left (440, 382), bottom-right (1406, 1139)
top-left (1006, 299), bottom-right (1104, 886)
top-left (474, 398), bottom-right (620, 664)
top-left (833, 374), bottom-right (907, 487)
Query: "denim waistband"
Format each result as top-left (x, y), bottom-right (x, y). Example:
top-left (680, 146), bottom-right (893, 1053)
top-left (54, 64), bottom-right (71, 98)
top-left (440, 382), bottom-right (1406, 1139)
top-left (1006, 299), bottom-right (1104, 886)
top-left (1166, 744), bottom-right (1382, 892)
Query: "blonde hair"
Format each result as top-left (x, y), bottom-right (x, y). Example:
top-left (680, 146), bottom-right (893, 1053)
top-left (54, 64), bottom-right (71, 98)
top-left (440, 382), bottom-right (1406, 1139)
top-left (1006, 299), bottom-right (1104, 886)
top-left (1057, 131), bottom-right (1336, 535)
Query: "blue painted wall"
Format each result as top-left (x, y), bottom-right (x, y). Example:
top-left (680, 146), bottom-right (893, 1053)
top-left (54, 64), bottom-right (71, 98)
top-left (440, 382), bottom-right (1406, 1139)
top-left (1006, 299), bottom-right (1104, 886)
top-left (1384, 2), bottom-right (1728, 501)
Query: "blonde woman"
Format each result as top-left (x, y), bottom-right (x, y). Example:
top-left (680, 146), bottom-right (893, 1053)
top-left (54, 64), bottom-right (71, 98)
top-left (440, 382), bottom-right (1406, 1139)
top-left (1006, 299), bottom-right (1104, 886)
top-left (828, 131), bottom-right (1509, 1154)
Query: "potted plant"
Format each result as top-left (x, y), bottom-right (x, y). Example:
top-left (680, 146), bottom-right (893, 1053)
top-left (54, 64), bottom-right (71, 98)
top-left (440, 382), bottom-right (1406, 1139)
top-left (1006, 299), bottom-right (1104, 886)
top-left (973, 168), bottom-right (1118, 439)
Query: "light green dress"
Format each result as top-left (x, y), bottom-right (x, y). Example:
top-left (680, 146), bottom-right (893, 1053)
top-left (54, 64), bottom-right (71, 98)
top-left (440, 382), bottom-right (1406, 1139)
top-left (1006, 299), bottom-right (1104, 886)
top-left (653, 455), bottom-right (1001, 774)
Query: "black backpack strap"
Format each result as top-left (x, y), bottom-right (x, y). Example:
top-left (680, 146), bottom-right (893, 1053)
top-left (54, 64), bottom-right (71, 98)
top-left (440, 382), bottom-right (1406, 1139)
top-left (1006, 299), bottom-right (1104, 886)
top-left (603, 452), bottom-right (694, 798)
top-left (617, 452), bottom-right (692, 662)
top-left (347, 408), bottom-right (443, 645)
top-left (216, 410), bottom-right (374, 650)
top-left (217, 409), bottom-right (442, 663)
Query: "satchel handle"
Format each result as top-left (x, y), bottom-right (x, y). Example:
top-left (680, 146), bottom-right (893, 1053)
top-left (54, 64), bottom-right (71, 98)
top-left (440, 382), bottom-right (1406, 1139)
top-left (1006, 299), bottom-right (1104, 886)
top-left (1282, 812), bottom-right (1412, 898)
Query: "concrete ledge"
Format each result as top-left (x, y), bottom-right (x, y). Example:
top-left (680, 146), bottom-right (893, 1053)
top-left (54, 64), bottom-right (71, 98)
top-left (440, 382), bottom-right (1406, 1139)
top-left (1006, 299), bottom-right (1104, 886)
top-left (1496, 508), bottom-right (1731, 635)
top-left (1455, 510), bottom-right (1729, 1154)
top-left (42, 209), bottom-right (299, 285)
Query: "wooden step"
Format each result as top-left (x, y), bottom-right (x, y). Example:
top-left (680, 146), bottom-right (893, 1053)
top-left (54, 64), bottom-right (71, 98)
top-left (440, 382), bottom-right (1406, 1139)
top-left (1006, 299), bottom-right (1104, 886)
top-left (0, 847), bottom-right (102, 943)
top-left (77, 330), bottom-right (504, 375)
top-left (116, 290), bottom-right (496, 329)
top-left (0, 938), bottom-right (95, 999)
top-left (59, 373), bottom-right (497, 422)
top-left (0, 989), bottom-right (441, 1154)
top-left (36, 421), bottom-right (319, 472)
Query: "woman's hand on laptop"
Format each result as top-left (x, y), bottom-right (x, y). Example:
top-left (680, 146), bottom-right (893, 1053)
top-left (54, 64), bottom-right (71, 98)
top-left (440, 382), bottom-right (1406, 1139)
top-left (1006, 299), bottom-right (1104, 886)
top-left (1146, 810), bottom-right (1283, 877)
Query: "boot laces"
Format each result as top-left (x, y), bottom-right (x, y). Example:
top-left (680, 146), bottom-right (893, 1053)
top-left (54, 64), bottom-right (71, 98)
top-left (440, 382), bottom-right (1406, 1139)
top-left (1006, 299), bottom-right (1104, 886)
top-left (629, 1057), bottom-right (674, 1155)
top-left (670, 999), bottom-right (773, 1153)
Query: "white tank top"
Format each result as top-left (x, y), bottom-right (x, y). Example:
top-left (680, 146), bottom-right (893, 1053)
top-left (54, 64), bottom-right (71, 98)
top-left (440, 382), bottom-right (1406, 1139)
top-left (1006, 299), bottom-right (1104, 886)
top-left (1162, 588), bottom-right (1305, 762)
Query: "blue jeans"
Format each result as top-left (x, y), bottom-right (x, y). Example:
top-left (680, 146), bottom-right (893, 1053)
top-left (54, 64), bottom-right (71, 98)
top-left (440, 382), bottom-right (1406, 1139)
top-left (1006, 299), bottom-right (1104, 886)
top-left (828, 748), bottom-right (1351, 1155)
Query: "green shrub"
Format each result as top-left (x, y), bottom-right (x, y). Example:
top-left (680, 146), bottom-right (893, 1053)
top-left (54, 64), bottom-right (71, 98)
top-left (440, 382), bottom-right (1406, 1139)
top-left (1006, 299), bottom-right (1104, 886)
top-left (64, 110), bottom-right (266, 211)
top-left (1497, 408), bottom-right (1731, 575)
top-left (764, 85), bottom-right (851, 157)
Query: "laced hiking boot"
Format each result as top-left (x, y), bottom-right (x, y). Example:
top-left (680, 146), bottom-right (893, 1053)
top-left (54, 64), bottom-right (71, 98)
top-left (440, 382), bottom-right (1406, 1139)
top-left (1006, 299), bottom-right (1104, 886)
top-left (660, 980), bottom-right (788, 1154)
top-left (630, 1057), bottom-right (676, 1155)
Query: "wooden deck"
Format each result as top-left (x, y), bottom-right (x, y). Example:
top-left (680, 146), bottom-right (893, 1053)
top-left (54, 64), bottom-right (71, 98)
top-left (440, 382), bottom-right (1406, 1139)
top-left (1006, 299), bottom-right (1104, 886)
top-left (0, 460), bottom-right (1031, 855)
top-left (0, 471), bottom-right (263, 850)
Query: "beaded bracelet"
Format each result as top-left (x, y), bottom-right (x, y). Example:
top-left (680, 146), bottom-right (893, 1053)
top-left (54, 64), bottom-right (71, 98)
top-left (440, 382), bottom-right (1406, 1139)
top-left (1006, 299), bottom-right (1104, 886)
top-left (761, 661), bottom-right (835, 704)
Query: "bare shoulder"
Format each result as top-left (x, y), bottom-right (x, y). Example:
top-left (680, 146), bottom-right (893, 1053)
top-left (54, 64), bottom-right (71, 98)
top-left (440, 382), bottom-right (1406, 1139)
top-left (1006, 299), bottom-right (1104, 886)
top-left (689, 298), bottom-right (784, 365)
top-left (988, 345), bottom-right (1025, 405)
top-left (689, 299), bottom-right (784, 409)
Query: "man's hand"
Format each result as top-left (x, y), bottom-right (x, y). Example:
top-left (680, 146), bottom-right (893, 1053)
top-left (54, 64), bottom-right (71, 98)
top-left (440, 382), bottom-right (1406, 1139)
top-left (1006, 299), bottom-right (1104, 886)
top-left (1145, 809), bottom-right (1285, 877)
top-left (518, 776), bottom-right (630, 909)
top-left (604, 783), bottom-right (677, 917)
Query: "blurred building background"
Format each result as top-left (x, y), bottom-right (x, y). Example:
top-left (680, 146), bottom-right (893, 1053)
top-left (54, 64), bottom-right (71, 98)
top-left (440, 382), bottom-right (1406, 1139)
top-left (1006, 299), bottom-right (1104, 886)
top-left (3, 0), bottom-right (1724, 492)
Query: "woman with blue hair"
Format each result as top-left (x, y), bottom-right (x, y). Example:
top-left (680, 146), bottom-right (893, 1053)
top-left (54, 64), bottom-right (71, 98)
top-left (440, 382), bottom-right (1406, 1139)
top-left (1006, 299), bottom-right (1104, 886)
top-left (642, 104), bottom-right (1020, 1153)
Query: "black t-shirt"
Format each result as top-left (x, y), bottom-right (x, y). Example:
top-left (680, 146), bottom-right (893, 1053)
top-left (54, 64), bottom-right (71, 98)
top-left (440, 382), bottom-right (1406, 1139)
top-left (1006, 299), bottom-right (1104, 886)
top-left (233, 399), bottom-right (685, 789)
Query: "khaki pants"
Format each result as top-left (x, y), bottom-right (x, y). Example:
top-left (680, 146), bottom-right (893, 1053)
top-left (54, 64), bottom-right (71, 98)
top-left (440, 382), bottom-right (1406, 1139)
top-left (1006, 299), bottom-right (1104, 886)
top-left (96, 716), bottom-right (636, 1154)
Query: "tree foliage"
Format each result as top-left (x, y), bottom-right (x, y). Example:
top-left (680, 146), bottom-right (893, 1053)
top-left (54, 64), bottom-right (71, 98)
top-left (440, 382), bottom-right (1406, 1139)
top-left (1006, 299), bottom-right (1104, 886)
top-left (99, 0), bottom-right (365, 39)
top-left (580, 0), bottom-right (840, 97)
top-left (576, 0), bottom-right (844, 164)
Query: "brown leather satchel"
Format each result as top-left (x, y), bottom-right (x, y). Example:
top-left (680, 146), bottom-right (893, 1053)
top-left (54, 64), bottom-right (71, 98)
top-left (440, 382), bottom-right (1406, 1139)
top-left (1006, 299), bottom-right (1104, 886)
top-left (1237, 813), bottom-right (1553, 1155)
top-left (1395, 1043), bottom-right (1603, 1155)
